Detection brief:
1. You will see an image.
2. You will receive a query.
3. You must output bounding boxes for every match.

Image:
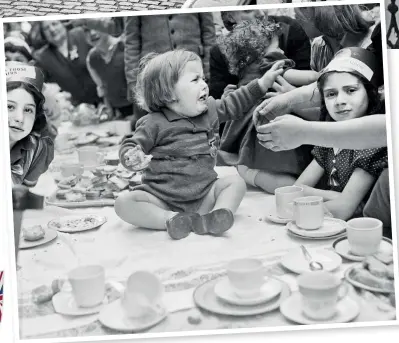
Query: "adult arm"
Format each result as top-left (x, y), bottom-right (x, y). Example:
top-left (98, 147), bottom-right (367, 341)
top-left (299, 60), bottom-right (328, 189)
top-left (254, 82), bottom-right (321, 123)
top-left (86, 50), bottom-right (104, 98)
top-left (283, 70), bottom-right (319, 87)
top-left (256, 114), bottom-right (387, 151)
top-left (198, 13), bottom-right (216, 81)
top-left (123, 16), bottom-right (141, 102)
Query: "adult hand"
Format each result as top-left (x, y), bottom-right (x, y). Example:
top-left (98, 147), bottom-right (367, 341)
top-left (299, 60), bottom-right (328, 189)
top-left (256, 115), bottom-right (307, 151)
top-left (266, 76), bottom-right (296, 98)
top-left (253, 92), bottom-right (292, 127)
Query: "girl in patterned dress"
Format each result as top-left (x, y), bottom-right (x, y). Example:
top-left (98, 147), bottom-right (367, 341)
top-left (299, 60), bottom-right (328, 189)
top-left (115, 50), bottom-right (285, 240)
top-left (294, 47), bottom-right (387, 220)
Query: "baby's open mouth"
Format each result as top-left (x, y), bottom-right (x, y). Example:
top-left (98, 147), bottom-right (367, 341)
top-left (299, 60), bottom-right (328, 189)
top-left (199, 94), bottom-right (207, 101)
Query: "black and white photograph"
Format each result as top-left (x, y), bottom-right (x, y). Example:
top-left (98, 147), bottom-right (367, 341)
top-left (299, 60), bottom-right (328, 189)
top-left (1, 2), bottom-right (398, 341)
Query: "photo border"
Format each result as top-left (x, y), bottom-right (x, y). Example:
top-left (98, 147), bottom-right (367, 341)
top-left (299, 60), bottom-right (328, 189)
top-left (0, 1), bottom-right (397, 342)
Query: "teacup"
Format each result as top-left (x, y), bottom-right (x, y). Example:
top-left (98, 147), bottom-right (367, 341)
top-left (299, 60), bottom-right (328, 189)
top-left (297, 270), bottom-right (348, 320)
top-left (346, 217), bottom-right (383, 256)
top-left (275, 186), bottom-right (304, 219)
top-left (227, 258), bottom-right (265, 298)
top-left (77, 146), bottom-right (105, 169)
top-left (60, 162), bottom-right (84, 178)
top-left (292, 196), bottom-right (324, 230)
top-left (68, 265), bottom-right (105, 308)
top-left (121, 271), bottom-right (163, 318)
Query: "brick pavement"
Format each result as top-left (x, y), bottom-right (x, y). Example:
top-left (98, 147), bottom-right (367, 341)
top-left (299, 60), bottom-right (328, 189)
top-left (0, 0), bottom-right (187, 18)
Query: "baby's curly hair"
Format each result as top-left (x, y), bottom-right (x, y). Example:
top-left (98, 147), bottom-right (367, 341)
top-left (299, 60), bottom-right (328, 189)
top-left (217, 19), bottom-right (282, 77)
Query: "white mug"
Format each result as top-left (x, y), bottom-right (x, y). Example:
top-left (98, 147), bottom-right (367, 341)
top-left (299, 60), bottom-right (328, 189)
top-left (68, 265), bottom-right (105, 308)
top-left (297, 270), bottom-right (348, 320)
top-left (121, 271), bottom-right (163, 318)
top-left (292, 196), bottom-right (324, 230)
top-left (226, 258), bottom-right (265, 298)
top-left (346, 217), bottom-right (383, 256)
top-left (275, 186), bottom-right (304, 219)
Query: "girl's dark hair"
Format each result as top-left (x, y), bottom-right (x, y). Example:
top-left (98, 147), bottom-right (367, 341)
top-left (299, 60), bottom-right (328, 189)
top-left (294, 5), bottom-right (373, 40)
top-left (7, 82), bottom-right (47, 133)
top-left (317, 72), bottom-right (383, 122)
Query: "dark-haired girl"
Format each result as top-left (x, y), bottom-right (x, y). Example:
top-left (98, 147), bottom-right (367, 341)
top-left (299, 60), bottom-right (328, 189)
top-left (294, 48), bottom-right (387, 220)
top-left (7, 63), bottom-right (54, 187)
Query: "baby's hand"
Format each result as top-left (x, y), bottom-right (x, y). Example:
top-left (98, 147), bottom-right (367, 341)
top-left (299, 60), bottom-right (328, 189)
top-left (258, 61), bottom-right (286, 94)
top-left (123, 146), bottom-right (152, 171)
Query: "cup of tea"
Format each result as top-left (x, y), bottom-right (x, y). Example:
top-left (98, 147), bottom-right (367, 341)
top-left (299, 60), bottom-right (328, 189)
top-left (60, 162), bottom-right (84, 178)
top-left (121, 271), bottom-right (163, 318)
top-left (292, 196), bottom-right (324, 230)
top-left (68, 265), bottom-right (105, 308)
top-left (77, 146), bottom-right (104, 169)
top-left (226, 258), bottom-right (265, 298)
top-left (275, 186), bottom-right (304, 219)
top-left (297, 270), bottom-right (348, 320)
top-left (346, 217), bottom-right (383, 256)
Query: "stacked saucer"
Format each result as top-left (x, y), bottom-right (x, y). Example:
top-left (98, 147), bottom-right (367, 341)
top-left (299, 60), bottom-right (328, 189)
top-left (286, 218), bottom-right (347, 240)
top-left (194, 276), bottom-right (291, 316)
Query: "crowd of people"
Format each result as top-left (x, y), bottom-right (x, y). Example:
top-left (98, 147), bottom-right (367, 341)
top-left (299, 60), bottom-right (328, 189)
top-left (5, 4), bottom-right (392, 239)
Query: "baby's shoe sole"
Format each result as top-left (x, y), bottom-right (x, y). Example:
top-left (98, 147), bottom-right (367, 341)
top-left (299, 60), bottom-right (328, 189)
top-left (196, 208), bottom-right (234, 236)
top-left (166, 213), bottom-right (201, 240)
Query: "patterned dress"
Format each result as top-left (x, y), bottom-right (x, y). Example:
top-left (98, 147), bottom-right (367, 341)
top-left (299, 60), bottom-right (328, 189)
top-left (312, 146), bottom-right (388, 216)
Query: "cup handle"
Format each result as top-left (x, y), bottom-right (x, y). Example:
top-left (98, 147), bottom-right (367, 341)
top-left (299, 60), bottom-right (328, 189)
top-left (337, 282), bottom-right (349, 302)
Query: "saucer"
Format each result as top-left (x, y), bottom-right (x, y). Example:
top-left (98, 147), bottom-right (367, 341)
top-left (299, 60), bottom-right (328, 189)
top-left (19, 228), bottom-right (58, 249)
top-left (287, 229), bottom-right (346, 241)
top-left (333, 237), bottom-right (393, 262)
top-left (286, 218), bottom-right (346, 238)
top-left (194, 277), bottom-right (291, 316)
top-left (281, 247), bottom-right (342, 274)
top-left (214, 277), bottom-right (282, 306)
top-left (344, 265), bottom-right (395, 294)
top-left (99, 299), bottom-right (167, 332)
top-left (52, 291), bottom-right (107, 316)
top-left (280, 292), bottom-right (360, 324)
top-left (266, 208), bottom-right (291, 224)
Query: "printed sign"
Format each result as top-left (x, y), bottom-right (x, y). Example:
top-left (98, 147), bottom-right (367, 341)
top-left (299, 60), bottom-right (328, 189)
top-left (6, 65), bottom-right (36, 80)
top-left (324, 57), bottom-right (374, 82)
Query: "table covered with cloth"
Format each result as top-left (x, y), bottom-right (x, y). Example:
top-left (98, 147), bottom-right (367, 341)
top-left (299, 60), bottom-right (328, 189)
top-left (16, 137), bottom-right (395, 339)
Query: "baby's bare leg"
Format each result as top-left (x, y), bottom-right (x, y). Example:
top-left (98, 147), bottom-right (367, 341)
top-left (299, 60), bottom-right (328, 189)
top-left (198, 175), bottom-right (247, 214)
top-left (114, 190), bottom-right (176, 230)
top-left (194, 175), bottom-right (246, 235)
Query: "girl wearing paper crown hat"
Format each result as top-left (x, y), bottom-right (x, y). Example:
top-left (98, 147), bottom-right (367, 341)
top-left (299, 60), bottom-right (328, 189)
top-left (294, 47), bottom-right (388, 221)
top-left (6, 62), bottom-right (54, 187)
